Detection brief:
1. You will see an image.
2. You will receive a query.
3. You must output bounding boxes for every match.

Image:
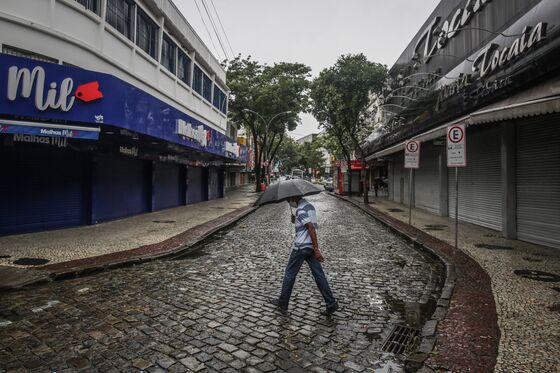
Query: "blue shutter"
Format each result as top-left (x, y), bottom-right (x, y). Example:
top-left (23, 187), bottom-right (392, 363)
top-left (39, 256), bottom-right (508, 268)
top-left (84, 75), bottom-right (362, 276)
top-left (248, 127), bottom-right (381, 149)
top-left (91, 155), bottom-right (148, 223)
top-left (0, 146), bottom-right (86, 235)
top-left (153, 162), bottom-right (181, 210)
top-left (187, 166), bottom-right (201, 204)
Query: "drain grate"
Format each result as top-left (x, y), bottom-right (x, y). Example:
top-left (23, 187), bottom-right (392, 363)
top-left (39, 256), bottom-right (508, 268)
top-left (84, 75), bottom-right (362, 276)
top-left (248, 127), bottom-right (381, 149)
top-left (474, 244), bottom-right (514, 250)
top-left (514, 270), bottom-right (560, 282)
top-left (387, 208), bottom-right (404, 213)
top-left (13, 258), bottom-right (50, 266)
top-left (153, 220), bottom-right (176, 224)
top-left (423, 224), bottom-right (447, 231)
top-left (381, 324), bottom-right (419, 355)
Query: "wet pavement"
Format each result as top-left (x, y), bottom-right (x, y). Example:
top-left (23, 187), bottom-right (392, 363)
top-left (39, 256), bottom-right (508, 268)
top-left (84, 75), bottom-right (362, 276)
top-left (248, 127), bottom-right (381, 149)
top-left (0, 194), bottom-right (444, 372)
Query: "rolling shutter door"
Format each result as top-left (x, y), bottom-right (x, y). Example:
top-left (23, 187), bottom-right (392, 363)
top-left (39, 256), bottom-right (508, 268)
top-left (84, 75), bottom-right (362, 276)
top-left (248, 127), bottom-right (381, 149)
top-left (153, 162), bottom-right (181, 210)
top-left (92, 155), bottom-right (148, 223)
top-left (448, 125), bottom-right (502, 231)
top-left (208, 167), bottom-right (219, 200)
top-left (392, 154), bottom-right (410, 205)
top-left (415, 144), bottom-right (440, 214)
top-left (0, 146), bottom-right (85, 235)
top-left (187, 167), bottom-right (203, 204)
top-left (517, 117), bottom-right (560, 248)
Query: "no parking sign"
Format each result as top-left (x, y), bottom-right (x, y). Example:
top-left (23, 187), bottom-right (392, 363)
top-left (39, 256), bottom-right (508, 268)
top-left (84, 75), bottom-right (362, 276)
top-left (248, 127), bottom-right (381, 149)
top-left (447, 124), bottom-right (467, 167)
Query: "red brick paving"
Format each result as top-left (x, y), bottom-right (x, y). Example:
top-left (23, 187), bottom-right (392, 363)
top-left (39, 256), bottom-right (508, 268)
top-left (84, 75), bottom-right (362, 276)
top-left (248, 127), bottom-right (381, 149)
top-left (342, 196), bottom-right (500, 373)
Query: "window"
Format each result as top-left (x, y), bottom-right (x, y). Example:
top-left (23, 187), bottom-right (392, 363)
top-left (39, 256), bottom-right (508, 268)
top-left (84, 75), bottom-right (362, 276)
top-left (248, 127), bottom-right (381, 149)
top-left (193, 65), bottom-right (203, 95)
top-left (136, 8), bottom-right (158, 60)
top-left (74, 0), bottom-right (100, 14)
top-left (202, 73), bottom-right (212, 102)
top-left (213, 87), bottom-right (227, 114)
top-left (2, 45), bottom-right (58, 64)
top-left (161, 35), bottom-right (176, 73)
top-left (106, 0), bottom-right (135, 40)
top-left (178, 51), bottom-right (191, 85)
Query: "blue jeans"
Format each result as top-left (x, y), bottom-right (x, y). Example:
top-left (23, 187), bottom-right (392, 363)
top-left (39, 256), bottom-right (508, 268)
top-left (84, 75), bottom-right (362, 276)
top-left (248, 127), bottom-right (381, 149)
top-left (279, 247), bottom-right (336, 308)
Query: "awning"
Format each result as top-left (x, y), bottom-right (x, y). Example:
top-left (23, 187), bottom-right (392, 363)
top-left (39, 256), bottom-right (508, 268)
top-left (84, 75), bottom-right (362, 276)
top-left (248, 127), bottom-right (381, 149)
top-left (0, 119), bottom-right (100, 140)
top-left (367, 76), bottom-right (560, 161)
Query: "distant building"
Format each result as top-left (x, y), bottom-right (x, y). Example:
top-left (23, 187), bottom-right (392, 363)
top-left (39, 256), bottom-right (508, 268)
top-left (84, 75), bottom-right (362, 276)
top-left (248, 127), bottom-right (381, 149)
top-left (296, 133), bottom-right (318, 145)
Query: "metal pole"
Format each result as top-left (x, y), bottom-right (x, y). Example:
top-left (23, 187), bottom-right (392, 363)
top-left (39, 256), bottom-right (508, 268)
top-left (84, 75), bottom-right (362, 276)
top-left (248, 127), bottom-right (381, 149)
top-left (408, 168), bottom-right (413, 225)
top-left (455, 167), bottom-right (459, 250)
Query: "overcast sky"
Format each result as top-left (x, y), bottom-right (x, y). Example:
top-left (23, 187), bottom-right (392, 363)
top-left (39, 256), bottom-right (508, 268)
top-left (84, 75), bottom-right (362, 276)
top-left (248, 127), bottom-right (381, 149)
top-left (175, 0), bottom-right (440, 139)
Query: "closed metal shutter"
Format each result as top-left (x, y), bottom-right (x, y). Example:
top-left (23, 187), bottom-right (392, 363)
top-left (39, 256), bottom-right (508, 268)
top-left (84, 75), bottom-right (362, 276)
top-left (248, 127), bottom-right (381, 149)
top-left (208, 167), bottom-right (219, 200)
top-left (448, 125), bottom-right (502, 230)
top-left (92, 155), bottom-right (148, 223)
top-left (0, 145), bottom-right (86, 235)
top-left (517, 116), bottom-right (560, 248)
top-left (187, 167), bottom-right (203, 204)
top-left (153, 162), bottom-right (181, 211)
top-left (415, 144), bottom-right (441, 214)
top-left (392, 154), bottom-right (410, 205)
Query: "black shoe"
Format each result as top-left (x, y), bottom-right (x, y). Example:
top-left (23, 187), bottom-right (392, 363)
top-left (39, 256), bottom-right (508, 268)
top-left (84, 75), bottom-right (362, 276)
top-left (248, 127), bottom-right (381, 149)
top-left (321, 302), bottom-right (338, 316)
top-left (271, 298), bottom-right (288, 313)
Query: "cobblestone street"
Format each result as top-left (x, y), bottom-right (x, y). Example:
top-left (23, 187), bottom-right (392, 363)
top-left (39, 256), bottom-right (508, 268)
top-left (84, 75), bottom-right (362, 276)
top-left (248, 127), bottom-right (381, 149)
top-left (0, 194), bottom-right (443, 372)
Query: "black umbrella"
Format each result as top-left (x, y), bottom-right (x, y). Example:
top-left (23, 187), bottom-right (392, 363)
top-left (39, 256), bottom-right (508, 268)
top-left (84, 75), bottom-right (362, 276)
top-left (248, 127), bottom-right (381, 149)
top-left (254, 179), bottom-right (323, 206)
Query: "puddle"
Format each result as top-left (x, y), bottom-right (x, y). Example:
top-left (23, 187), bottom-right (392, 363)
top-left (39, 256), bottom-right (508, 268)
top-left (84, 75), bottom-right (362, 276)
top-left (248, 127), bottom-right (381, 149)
top-left (13, 257), bottom-right (50, 266)
top-left (0, 255), bottom-right (10, 259)
top-left (153, 220), bottom-right (176, 224)
top-left (387, 208), bottom-right (404, 213)
top-left (372, 353), bottom-right (404, 372)
top-left (423, 224), bottom-right (447, 232)
top-left (383, 294), bottom-right (437, 328)
top-left (172, 249), bottom-right (209, 260)
top-left (522, 256), bottom-right (543, 263)
top-left (474, 244), bottom-right (514, 250)
top-left (514, 270), bottom-right (560, 282)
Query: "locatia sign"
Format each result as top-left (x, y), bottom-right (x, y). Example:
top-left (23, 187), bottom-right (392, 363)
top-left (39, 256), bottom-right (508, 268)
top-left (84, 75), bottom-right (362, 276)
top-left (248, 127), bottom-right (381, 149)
top-left (404, 140), bottom-right (420, 168)
top-left (447, 124), bottom-right (467, 167)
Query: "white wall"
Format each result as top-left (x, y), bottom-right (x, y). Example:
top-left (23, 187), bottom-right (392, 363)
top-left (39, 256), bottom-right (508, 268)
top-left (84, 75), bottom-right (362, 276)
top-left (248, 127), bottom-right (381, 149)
top-left (0, 0), bottom-right (228, 133)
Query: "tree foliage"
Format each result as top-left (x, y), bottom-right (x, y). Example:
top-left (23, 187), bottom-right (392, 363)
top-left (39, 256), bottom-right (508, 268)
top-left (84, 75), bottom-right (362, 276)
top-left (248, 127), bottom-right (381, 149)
top-left (309, 54), bottom-right (387, 199)
top-left (225, 55), bottom-right (311, 190)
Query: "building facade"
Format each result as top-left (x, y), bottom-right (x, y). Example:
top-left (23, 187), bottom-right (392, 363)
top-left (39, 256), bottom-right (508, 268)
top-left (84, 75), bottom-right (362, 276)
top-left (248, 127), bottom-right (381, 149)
top-left (0, 0), bottom-right (247, 235)
top-left (367, 0), bottom-right (560, 249)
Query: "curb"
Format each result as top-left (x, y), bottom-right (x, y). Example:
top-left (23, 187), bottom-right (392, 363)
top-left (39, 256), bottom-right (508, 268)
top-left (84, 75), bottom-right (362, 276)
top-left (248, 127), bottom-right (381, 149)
top-left (327, 193), bottom-right (456, 369)
top-left (0, 204), bottom-right (259, 292)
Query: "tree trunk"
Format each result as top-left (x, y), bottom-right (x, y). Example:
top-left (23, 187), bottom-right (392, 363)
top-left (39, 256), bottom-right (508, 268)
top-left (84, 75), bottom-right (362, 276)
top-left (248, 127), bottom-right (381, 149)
top-left (253, 133), bottom-right (261, 192)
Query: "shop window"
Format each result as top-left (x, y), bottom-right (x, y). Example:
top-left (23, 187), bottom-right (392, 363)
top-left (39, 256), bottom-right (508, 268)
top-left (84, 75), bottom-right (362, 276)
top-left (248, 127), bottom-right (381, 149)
top-left (106, 0), bottom-right (135, 40)
top-left (193, 65), bottom-right (203, 95)
top-left (74, 0), bottom-right (100, 14)
top-left (178, 50), bottom-right (191, 86)
top-left (2, 45), bottom-right (58, 64)
top-left (136, 7), bottom-right (159, 60)
top-left (161, 34), bottom-right (176, 74)
top-left (202, 73), bottom-right (212, 102)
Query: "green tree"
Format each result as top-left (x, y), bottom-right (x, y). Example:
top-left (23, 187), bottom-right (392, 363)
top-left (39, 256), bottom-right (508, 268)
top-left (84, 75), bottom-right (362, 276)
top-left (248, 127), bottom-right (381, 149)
top-left (310, 54), bottom-right (387, 202)
top-left (298, 138), bottom-right (325, 178)
top-left (275, 135), bottom-right (300, 175)
top-left (226, 55), bottom-right (311, 191)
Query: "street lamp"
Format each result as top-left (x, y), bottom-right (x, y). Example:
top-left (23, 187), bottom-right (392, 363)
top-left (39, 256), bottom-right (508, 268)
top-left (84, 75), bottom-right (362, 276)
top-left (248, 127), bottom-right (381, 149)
top-left (242, 109), bottom-right (292, 184)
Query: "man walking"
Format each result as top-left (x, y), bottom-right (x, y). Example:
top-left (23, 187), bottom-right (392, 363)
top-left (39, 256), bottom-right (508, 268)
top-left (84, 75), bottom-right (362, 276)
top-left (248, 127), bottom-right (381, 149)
top-left (273, 196), bottom-right (338, 315)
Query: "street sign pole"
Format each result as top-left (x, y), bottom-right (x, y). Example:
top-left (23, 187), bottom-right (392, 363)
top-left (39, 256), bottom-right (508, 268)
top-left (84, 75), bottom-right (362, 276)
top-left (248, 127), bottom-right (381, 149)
top-left (455, 167), bottom-right (459, 250)
top-left (404, 139), bottom-right (420, 226)
top-left (447, 124), bottom-right (467, 251)
top-left (408, 168), bottom-right (413, 225)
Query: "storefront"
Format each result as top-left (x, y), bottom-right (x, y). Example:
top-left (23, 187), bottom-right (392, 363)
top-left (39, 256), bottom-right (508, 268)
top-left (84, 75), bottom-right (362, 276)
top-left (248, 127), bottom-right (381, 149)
top-left (366, 0), bottom-right (560, 249)
top-left (0, 54), bottom-right (247, 235)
